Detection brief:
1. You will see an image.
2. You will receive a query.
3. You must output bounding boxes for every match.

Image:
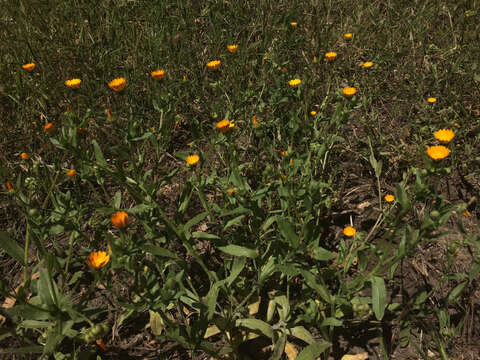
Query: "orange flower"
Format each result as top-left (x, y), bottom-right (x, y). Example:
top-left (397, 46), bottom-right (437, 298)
top-left (310, 110), bottom-right (317, 116)
top-left (433, 129), bottom-right (454, 144)
top-left (325, 52), bottom-right (338, 61)
top-left (227, 45), bottom-right (238, 53)
top-left (108, 77), bottom-right (126, 92)
top-left (22, 63), bottom-right (35, 71)
top-left (20, 152), bottom-right (29, 160)
top-left (252, 115), bottom-right (259, 127)
top-left (289, 79), bottom-right (301, 88)
top-left (216, 119), bottom-right (235, 133)
top-left (207, 60), bottom-right (221, 70)
top-left (65, 78), bottom-right (82, 89)
top-left (96, 339), bottom-right (108, 351)
top-left (6, 181), bottom-right (14, 192)
top-left (427, 97), bottom-right (437, 104)
top-left (343, 226), bottom-right (356, 237)
top-left (290, 22), bottom-right (297, 27)
top-left (111, 211), bottom-right (129, 228)
top-left (107, 108), bottom-right (113, 119)
top-left (151, 70), bottom-right (165, 80)
top-left (86, 251), bottom-right (110, 269)
top-left (362, 61), bottom-right (373, 69)
top-left (426, 145), bottom-right (450, 161)
top-left (280, 67), bottom-right (287, 73)
top-left (342, 87), bottom-right (357, 98)
top-left (44, 123), bottom-right (55, 133)
top-left (228, 188), bottom-right (235, 196)
top-left (384, 194), bottom-right (395, 203)
top-left (344, 33), bottom-right (353, 40)
top-left (66, 169), bottom-right (77, 178)
top-left (186, 155), bottom-right (200, 165)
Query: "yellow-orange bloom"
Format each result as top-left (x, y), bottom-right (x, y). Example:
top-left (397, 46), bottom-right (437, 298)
top-left (6, 181), bottom-right (14, 192)
top-left (344, 33), bottom-right (353, 40)
top-left (44, 123), bottom-right (55, 133)
top-left (186, 155), bottom-right (200, 165)
top-left (66, 169), bottom-right (77, 178)
top-left (427, 97), bottom-right (437, 104)
top-left (207, 60), bottom-right (221, 70)
top-left (228, 188), bottom-right (235, 196)
top-left (252, 115), bottom-right (259, 127)
top-left (325, 52), bottom-right (338, 61)
top-left (289, 79), bottom-right (301, 88)
top-left (108, 77), bottom-right (126, 92)
top-left (280, 67), bottom-right (287, 73)
top-left (310, 110), bottom-right (317, 116)
top-left (65, 78), bottom-right (81, 89)
top-left (20, 152), bottom-right (29, 160)
top-left (111, 211), bottom-right (129, 228)
top-left (227, 45), bottom-right (238, 53)
top-left (22, 63), bottom-right (35, 71)
top-left (151, 70), bottom-right (165, 80)
top-left (384, 194), bottom-right (395, 203)
top-left (433, 129), bottom-right (454, 144)
top-left (290, 22), bottom-right (297, 27)
top-left (342, 87), bottom-right (357, 98)
top-left (426, 145), bottom-right (450, 161)
top-left (86, 251), bottom-right (110, 269)
top-left (216, 119), bottom-right (235, 133)
top-left (343, 226), bottom-right (356, 237)
top-left (362, 61), bottom-right (373, 68)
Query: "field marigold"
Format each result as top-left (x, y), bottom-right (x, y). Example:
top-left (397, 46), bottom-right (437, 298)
top-left (20, 152), bottom-right (29, 160)
top-left (44, 123), bottom-right (55, 133)
top-left (310, 110), bottom-right (317, 116)
top-left (108, 77), bottom-right (126, 92)
top-left (362, 61), bottom-right (373, 68)
top-left (216, 119), bottom-right (235, 133)
top-left (289, 79), bottom-right (301, 88)
top-left (252, 115), bottom-right (259, 127)
top-left (343, 226), bottom-right (356, 237)
top-left (290, 22), bottom-right (297, 27)
top-left (426, 145), bottom-right (450, 161)
top-left (6, 181), bottom-right (14, 192)
top-left (151, 70), bottom-right (165, 80)
top-left (207, 60), bottom-right (221, 70)
top-left (344, 33), bottom-right (353, 40)
top-left (228, 188), bottom-right (235, 196)
top-left (325, 52), bottom-right (338, 61)
top-left (111, 211), bottom-right (129, 228)
top-left (433, 129), bottom-right (454, 144)
top-left (86, 251), bottom-right (110, 269)
top-left (65, 78), bottom-right (81, 89)
top-left (342, 87), bottom-right (357, 98)
top-left (227, 45), bottom-right (238, 53)
top-left (186, 154), bottom-right (200, 165)
top-left (66, 169), bottom-right (77, 178)
top-left (22, 63), bottom-right (35, 71)
top-left (384, 194), bottom-right (395, 203)
top-left (427, 97), bottom-right (437, 104)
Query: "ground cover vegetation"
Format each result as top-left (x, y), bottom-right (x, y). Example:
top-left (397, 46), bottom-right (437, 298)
top-left (1, 0), bottom-right (479, 359)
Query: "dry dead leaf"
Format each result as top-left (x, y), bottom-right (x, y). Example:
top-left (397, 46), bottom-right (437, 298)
top-left (204, 325), bottom-right (221, 339)
top-left (248, 297), bottom-right (261, 315)
top-left (285, 341), bottom-right (298, 360)
top-left (341, 352), bottom-right (369, 360)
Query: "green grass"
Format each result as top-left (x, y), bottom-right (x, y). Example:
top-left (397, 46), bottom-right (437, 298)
top-left (1, 0), bottom-right (479, 359)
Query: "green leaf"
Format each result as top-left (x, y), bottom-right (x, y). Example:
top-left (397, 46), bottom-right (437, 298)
top-left (38, 268), bottom-right (59, 308)
top-left (184, 211), bottom-right (209, 232)
top-left (226, 257), bottom-right (246, 286)
top-left (235, 318), bottom-right (273, 339)
top-left (312, 246), bottom-right (336, 261)
top-left (149, 310), bottom-right (164, 336)
top-left (2, 346), bottom-right (43, 354)
top-left (289, 326), bottom-right (315, 345)
top-left (271, 333), bottom-right (286, 360)
top-left (295, 340), bottom-right (331, 360)
top-left (192, 231), bottom-right (220, 240)
top-left (0, 232), bottom-right (25, 265)
top-left (395, 183), bottom-right (410, 217)
top-left (371, 276), bottom-right (387, 320)
top-left (277, 217), bottom-right (299, 249)
top-left (218, 245), bottom-right (258, 259)
top-left (301, 270), bottom-right (333, 304)
top-left (205, 283), bottom-right (220, 321)
top-left (92, 140), bottom-right (108, 168)
top-left (113, 190), bottom-right (122, 209)
top-left (447, 281), bottom-right (468, 304)
top-left (141, 245), bottom-right (178, 259)
top-left (320, 317), bottom-right (343, 327)
top-left (128, 204), bottom-right (151, 214)
top-left (223, 215), bottom-right (245, 230)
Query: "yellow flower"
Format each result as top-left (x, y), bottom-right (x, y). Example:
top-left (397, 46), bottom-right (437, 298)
top-left (290, 22), bottom-right (297, 27)
top-left (342, 87), bottom-right (357, 98)
top-left (108, 77), bottom-right (126, 92)
top-left (252, 115), bottom-right (259, 127)
top-left (325, 52), bottom-right (338, 61)
top-left (107, 108), bottom-right (113, 119)
top-left (344, 33), bottom-right (353, 40)
top-left (22, 63), bottom-right (35, 71)
top-left (281, 150), bottom-right (287, 157)
top-left (384, 194), bottom-right (395, 203)
top-left (289, 79), bottom-right (301, 88)
top-left (111, 211), bottom-right (129, 228)
top-left (20, 152), bottom-right (29, 160)
top-left (216, 119), bottom-right (235, 133)
top-left (207, 60), bottom-right (221, 70)
top-left (151, 69), bottom-right (165, 80)
top-left (86, 251), bottom-right (110, 269)
top-left (362, 61), bottom-right (373, 69)
top-left (186, 154), bottom-right (200, 165)
top-left (228, 188), bottom-right (235, 196)
top-left (433, 129), bottom-right (454, 144)
top-left (427, 97), bottom-right (437, 104)
top-left (44, 123), bottom-right (55, 133)
top-left (426, 145), bottom-right (450, 161)
top-left (66, 169), bottom-right (77, 178)
top-left (65, 78), bottom-right (81, 89)
top-left (310, 110), bottom-right (317, 116)
top-left (227, 45), bottom-right (238, 53)
top-left (343, 226), bottom-right (356, 237)
top-left (313, 56), bottom-right (317, 63)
